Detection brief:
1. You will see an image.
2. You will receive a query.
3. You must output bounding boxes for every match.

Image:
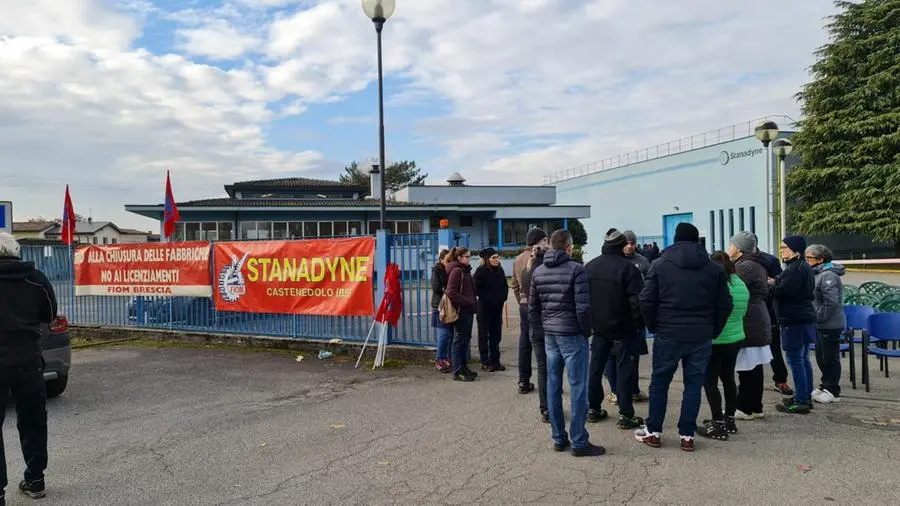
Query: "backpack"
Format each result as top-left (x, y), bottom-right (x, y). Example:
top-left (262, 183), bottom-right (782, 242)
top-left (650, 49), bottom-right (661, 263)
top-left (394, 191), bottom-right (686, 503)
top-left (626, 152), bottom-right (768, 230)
top-left (438, 293), bottom-right (459, 325)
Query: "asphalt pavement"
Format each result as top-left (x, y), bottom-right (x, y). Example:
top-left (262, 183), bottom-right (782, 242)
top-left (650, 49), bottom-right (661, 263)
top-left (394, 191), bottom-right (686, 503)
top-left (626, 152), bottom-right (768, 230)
top-left (3, 327), bottom-right (900, 506)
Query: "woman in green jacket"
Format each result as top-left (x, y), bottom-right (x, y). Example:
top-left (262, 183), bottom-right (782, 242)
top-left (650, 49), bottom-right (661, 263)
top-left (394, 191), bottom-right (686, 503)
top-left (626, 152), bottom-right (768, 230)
top-left (698, 251), bottom-right (749, 440)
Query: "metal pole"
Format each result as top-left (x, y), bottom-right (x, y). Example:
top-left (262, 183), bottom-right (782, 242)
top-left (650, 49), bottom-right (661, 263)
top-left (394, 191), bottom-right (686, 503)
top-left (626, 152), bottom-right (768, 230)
top-left (375, 20), bottom-right (387, 230)
top-left (763, 142), bottom-right (772, 251)
top-left (778, 155), bottom-right (787, 240)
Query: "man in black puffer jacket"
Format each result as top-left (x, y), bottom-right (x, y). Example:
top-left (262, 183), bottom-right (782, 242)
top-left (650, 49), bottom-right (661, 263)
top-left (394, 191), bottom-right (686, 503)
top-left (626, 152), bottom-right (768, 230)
top-left (529, 230), bottom-right (604, 457)
top-left (0, 232), bottom-right (57, 500)
top-left (635, 223), bottom-right (732, 452)
top-left (585, 229), bottom-right (645, 429)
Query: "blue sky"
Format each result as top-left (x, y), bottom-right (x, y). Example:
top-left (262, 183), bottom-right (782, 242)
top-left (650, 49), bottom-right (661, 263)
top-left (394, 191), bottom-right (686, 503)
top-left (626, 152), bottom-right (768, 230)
top-left (0, 0), bottom-right (839, 228)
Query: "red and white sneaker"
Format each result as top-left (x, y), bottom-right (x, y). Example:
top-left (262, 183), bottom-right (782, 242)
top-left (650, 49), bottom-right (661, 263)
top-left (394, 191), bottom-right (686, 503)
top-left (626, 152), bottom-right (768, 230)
top-left (634, 427), bottom-right (661, 448)
top-left (680, 436), bottom-right (695, 452)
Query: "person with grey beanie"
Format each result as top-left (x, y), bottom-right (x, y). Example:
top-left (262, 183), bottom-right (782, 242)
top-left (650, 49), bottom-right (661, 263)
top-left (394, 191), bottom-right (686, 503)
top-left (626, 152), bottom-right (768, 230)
top-left (805, 244), bottom-right (845, 404)
top-left (727, 232), bottom-right (773, 421)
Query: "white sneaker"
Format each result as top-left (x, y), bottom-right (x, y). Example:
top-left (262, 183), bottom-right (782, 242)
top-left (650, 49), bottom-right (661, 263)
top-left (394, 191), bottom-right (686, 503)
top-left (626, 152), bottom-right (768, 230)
top-left (814, 390), bottom-right (840, 403)
top-left (734, 410), bottom-right (761, 420)
top-left (811, 388), bottom-right (824, 399)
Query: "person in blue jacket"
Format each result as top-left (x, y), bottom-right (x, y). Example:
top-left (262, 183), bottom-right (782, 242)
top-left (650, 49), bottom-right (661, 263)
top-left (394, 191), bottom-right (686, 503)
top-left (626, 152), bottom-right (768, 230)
top-left (772, 235), bottom-right (817, 414)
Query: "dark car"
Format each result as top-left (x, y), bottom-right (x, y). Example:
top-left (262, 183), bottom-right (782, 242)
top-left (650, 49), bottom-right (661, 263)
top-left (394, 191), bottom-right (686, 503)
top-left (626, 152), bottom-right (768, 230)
top-left (42, 314), bottom-right (71, 398)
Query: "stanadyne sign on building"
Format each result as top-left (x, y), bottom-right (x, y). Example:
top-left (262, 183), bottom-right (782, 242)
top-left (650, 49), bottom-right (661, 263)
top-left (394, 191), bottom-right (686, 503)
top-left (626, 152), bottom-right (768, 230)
top-left (555, 136), bottom-right (779, 256)
top-left (0, 201), bottom-right (11, 234)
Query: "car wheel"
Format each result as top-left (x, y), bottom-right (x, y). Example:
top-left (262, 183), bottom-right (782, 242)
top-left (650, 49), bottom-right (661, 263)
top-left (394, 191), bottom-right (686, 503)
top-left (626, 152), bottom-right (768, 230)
top-left (45, 375), bottom-right (68, 398)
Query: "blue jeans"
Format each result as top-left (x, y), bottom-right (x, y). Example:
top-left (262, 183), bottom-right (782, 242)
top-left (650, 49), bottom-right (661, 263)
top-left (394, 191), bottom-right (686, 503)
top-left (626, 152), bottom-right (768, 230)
top-left (433, 311), bottom-right (453, 362)
top-left (646, 337), bottom-right (712, 436)
top-left (545, 334), bottom-right (590, 450)
top-left (451, 312), bottom-right (475, 375)
top-left (782, 323), bottom-right (816, 405)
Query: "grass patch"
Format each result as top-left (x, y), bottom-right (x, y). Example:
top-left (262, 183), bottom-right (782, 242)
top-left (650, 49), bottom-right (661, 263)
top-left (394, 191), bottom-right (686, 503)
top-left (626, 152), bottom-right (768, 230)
top-left (72, 337), bottom-right (421, 370)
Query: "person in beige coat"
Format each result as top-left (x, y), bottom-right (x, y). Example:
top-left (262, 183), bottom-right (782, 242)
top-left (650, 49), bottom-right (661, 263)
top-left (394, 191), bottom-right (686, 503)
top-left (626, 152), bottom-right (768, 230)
top-left (510, 227), bottom-right (548, 394)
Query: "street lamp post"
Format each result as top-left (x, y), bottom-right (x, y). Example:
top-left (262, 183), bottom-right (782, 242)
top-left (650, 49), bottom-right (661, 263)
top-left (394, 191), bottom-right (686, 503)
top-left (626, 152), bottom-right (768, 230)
top-left (361, 0), bottom-right (396, 231)
top-left (772, 138), bottom-right (794, 242)
top-left (754, 120), bottom-right (779, 252)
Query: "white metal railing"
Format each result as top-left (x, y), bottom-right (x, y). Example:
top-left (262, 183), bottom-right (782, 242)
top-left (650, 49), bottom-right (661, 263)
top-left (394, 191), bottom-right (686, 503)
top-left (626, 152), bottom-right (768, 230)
top-left (544, 115), bottom-right (798, 185)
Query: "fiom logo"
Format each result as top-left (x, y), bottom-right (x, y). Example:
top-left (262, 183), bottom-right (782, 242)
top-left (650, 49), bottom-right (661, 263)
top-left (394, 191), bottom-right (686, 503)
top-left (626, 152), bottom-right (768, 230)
top-left (218, 252), bottom-right (249, 303)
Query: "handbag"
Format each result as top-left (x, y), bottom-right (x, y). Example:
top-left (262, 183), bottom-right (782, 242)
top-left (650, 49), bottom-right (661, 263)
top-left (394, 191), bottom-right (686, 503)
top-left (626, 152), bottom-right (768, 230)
top-left (438, 293), bottom-right (459, 325)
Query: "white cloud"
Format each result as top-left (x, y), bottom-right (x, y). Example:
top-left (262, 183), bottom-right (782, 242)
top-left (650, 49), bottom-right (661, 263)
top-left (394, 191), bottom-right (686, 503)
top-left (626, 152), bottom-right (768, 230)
top-left (176, 20), bottom-right (261, 60)
top-left (0, 0), bottom-right (840, 228)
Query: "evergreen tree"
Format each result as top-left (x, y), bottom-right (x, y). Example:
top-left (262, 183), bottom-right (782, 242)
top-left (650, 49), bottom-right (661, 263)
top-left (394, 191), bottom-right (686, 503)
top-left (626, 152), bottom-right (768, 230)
top-left (788, 0), bottom-right (900, 255)
top-left (340, 160), bottom-right (427, 192)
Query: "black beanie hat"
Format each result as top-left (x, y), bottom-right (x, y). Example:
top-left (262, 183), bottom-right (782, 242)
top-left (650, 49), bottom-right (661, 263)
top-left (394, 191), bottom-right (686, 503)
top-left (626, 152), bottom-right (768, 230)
top-left (526, 227), bottom-right (547, 247)
top-left (481, 247), bottom-right (498, 259)
top-left (604, 229), bottom-right (627, 248)
top-left (782, 235), bottom-right (807, 255)
top-left (673, 222), bottom-right (700, 243)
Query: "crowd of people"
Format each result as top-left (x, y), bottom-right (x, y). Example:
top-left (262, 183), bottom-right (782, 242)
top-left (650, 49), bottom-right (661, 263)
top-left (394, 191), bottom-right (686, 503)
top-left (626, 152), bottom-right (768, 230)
top-left (430, 223), bottom-right (847, 455)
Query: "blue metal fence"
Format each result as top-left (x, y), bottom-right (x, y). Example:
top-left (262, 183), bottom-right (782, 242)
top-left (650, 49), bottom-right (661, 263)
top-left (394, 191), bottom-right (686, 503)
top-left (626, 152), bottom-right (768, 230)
top-left (388, 232), bottom-right (440, 346)
top-left (21, 233), bottom-right (440, 346)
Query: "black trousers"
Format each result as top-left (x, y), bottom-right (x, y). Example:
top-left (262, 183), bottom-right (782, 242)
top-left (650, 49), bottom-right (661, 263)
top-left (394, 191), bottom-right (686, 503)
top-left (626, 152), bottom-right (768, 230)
top-left (737, 364), bottom-right (765, 415)
top-left (531, 329), bottom-right (548, 413)
top-left (477, 303), bottom-right (503, 366)
top-left (703, 342), bottom-right (741, 420)
top-left (815, 328), bottom-right (842, 397)
top-left (770, 324), bottom-right (789, 384)
top-left (1, 358), bottom-right (48, 492)
top-left (589, 336), bottom-right (639, 418)
top-left (451, 312), bottom-right (475, 375)
top-left (518, 305), bottom-right (532, 384)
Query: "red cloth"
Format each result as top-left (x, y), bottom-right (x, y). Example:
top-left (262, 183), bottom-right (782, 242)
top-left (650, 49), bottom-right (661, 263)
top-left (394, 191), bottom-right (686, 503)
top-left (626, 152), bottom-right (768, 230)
top-left (61, 185), bottom-right (76, 246)
top-left (163, 171), bottom-right (181, 240)
top-left (375, 263), bottom-right (402, 326)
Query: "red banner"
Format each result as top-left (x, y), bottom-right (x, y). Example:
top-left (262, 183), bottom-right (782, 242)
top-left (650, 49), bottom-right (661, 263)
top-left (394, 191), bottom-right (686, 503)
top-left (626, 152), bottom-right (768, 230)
top-left (74, 241), bottom-right (212, 297)
top-left (212, 237), bottom-right (375, 316)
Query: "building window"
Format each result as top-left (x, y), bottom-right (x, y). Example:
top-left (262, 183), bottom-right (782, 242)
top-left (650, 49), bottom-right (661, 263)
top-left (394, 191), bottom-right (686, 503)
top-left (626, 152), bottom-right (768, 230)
top-left (728, 209), bottom-right (735, 239)
top-left (303, 222), bottom-right (318, 238)
top-left (348, 221), bottom-right (362, 236)
top-left (102, 237), bottom-right (109, 245)
top-left (489, 223), bottom-right (498, 247)
top-left (459, 216), bottom-right (474, 227)
top-left (749, 207), bottom-right (756, 233)
top-left (111, 238), bottom-right (118, 244)
top-left (410, 220), bottom-right (423, 233)
top-left (186, 222), bottom-right (201, 241)
top-left (273, 222), bottom-right (288, 239)
top-left (718, 210), bottom-right (725, 251)
top-left (738, 208), bottom-right (745, 231)
top-left (218, 222), bottom-right (234, 241)
top-left (333, 221), bottom-right (347, 236)
top-left (289, 222), bottom-right (303, 239)
top-left (709, 211), bottom-right (715, 253)
top-left (240, 222), bottom-right (257, 240)
top-left (92, 237), bottom-right (98, 244)
top-left (319, 222), bottom-right (333, 237)
top-left (201, 222), bottom-right (218, 241)
top-left (395, 221), bottom-right (410, 234)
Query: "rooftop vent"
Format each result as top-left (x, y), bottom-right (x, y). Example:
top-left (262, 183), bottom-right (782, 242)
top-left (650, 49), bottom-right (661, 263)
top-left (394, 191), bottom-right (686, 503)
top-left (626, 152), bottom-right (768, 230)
top-left (446, 172), bottom-right (466, 186)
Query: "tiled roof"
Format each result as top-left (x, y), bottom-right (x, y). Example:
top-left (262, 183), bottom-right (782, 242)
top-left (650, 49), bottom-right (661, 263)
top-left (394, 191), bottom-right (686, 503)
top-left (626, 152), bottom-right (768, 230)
top-left (173, 198), bottom-right (426, 208)
top-left (120, 228), bottom-right (153, 235)
top-left (12, 221), bottom-right (56, 232)
top-left (45, 221), bottom-right (119, 235)
top-left (228, 177), bottom-right (367, 190)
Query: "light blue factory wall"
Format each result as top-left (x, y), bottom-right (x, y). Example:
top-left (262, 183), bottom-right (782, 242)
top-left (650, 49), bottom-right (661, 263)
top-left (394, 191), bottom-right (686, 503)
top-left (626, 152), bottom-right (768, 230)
top-left (555, 136), bottom-right (778, 257)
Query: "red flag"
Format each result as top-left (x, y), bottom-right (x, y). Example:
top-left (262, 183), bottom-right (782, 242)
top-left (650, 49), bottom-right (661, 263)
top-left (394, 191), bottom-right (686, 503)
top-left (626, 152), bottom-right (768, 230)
top-left (61, 185), bottom-right (76, 246)
top-left (375, 263), bottom-right (402, 327)
top-left (163, 170), bottom-right (181, 240)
